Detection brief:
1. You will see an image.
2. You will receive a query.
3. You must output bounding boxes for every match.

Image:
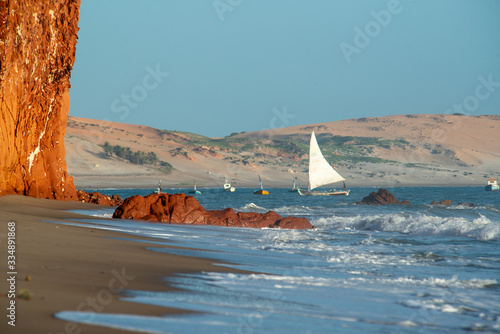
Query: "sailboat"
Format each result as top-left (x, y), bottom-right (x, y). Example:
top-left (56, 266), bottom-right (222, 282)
top-left (154, 180), bottom-right (163, 194)
top-left (298, 131), bottom-right (350, 196)
top-left (253, 175), bottom-right (269, 195)
top-left (188, 181), bottom-right (201, 195)
top-left (223, 177), bottom-right (236, 192)
top-left (289, 177), bottom-right (300, 192)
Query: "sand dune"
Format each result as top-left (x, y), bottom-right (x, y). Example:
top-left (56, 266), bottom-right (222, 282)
top-left (65, 114), bottom-right (500, 189)
top-left (238, 114), bottom-right (500, 165)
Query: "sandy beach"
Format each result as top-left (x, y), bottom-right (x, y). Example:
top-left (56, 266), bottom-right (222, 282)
top-left (0, 195), bottom-right (246, 334)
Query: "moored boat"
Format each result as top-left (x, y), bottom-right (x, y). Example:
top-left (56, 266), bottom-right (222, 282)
top-left (298, 187), bottom-right (350, 196)
top-left (253, 175), bottom-right (269, 195)
top-left (289, 177), bottom-right (300, 193)
top-left (189, 181), bottom-right (201, 195)
top-left (223, 178), bottom-right (236, 192)
top-left (154, 180), bottom-right (163, 194)
top-left (485, 178), bottom-right (499, 191)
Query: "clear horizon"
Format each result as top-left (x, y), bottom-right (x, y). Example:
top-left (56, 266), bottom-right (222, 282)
top-left (69, 0), bottom-right (500, 137)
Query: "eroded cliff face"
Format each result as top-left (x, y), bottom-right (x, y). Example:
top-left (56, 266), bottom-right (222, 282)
top-left (0, 0), bottom-right (80, 199)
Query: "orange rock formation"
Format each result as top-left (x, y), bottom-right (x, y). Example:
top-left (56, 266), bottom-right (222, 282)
top-left (0, 0), bottom-right (80, 199)
top-left (113, 193), bottom-right (314, 229)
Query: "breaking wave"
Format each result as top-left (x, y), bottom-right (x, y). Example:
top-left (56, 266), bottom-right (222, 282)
top-left (237, 202), bottom-right (268, 213)
top-left (314, 213), bottom-right (500, 241)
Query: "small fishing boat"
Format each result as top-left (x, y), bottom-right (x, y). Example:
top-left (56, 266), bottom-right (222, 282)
top-left (189, 181), bottom-right (201, 195)
top-left (154, 180), bottom-right (163, 194)
top-left (223, 178), bottom-right (235, 192)
top-left (289, 177), bottom-right (300, 193)
top-left (485, 178), bottom-right (499, 191)
top-left (253, 175), bottom-right (269, 195)
top-left (298, 131), bottom-right (349, 196)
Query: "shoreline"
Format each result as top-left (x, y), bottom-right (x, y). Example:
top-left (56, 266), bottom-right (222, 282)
top-left (75, 182), bottom-right (488, 190)
top-left (0, 195), bottom-right (247, 334)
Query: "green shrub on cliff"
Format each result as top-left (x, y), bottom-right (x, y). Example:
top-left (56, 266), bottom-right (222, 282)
top-left (101, 142), bottom-right (171, 172)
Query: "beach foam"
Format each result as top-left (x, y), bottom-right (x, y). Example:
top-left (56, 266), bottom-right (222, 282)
top-left (314, 213), bottom-right (500, 241)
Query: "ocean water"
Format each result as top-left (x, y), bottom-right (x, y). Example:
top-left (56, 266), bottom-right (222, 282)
top-left (56, 187), bottom-right (499, 333)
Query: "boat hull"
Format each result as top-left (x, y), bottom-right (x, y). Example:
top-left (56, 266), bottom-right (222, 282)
top-left (223, 183), bottom-right (235, 192)
top-left (298, 189), bottom-right (350, 196)
top-left (253, 190), bottom-right (269, 195)
top-left (485, 185), bottom-right (499, 191)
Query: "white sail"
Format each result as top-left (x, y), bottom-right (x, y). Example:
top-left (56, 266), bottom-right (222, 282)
top-left (308, 131), bottom-right (345, 190)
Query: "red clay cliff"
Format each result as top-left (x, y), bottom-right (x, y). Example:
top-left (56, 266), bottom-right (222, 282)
top-left (113, 193), bottom-right (313, 229)
top-left (0, 0), bottom-right (80, 200)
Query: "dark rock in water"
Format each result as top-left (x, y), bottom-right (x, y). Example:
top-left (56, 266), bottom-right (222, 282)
top-left (357, 188), bottom-right (410, 205)
top-left (440, 199), bottom-right (453, 206)
top-left (113, 193), bottom-right (313, 229)
top-left (430, 200), bottom-right (453, 206)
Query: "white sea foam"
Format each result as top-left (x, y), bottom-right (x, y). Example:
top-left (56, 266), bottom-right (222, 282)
top-left (274, 205), bottom-right (327, 216)
top-left (314, 213), bottom-right (500, 241)
top-left (90, 212), bottom-right (113, 218)
top-left (400, 297), bottom-right (487, 316)
top-left (51, 204), bottom-right (500, 334)
top-left (69, 209), bottom-right (114, 218)
top-left (238, 202), bottom-right (268, 212)
top-left (203, 272), bottom-right (498, 293)
top-left (326, 251), bottom-right (416, 267)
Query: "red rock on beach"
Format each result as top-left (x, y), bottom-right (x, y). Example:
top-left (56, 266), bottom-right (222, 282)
top-left (76, 190), bottom-right (123, 206)
top-left (113, 193), bottom-right (313, 230)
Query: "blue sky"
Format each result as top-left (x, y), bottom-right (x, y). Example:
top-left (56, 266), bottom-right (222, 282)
top-left (69, 0), bottom-right (500, 137)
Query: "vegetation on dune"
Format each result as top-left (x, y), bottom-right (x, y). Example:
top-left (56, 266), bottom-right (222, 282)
top-left (160, 130), bottom-right (402, 165)
top-left (162, 130), bottom-right (250, 150)
top-left (313, 135), bottom-right (405, 164)
top-left (67, 116), bottom-right (492, 181)
top-left (101, 142), bottom-right (173, 174)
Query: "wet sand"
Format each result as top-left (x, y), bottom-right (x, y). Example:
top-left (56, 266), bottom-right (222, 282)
top-left (0, 195), bottom-right (245, 334)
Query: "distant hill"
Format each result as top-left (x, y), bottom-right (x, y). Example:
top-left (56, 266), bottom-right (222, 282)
top-left (65, 114), bottom-right (500, 189)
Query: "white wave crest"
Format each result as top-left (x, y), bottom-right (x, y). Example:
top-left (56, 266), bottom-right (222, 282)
top-left (90, 212), bottom-right (113, 218)
top-left (204, 272), bottom-right (497, 291)
top-left (70, 209), bottom-right (114, 218)
top-left (274, 205), bottom-right (321, 216)
top-left (314, 213), bottom-right (500, 241)
top-left (238, 203), bottom-right (268, 212)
